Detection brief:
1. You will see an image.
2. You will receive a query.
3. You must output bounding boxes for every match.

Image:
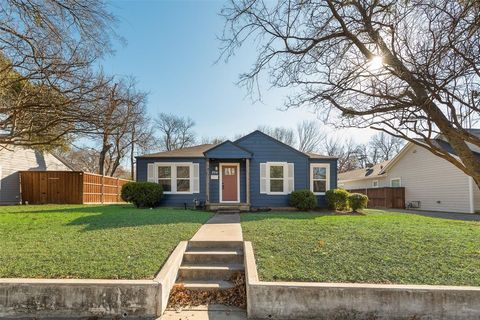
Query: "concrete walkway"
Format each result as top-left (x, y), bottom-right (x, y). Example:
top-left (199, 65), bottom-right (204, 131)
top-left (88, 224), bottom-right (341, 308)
top-left (160, 305), bottom-right (246, 320)
top-left (191, 213), bottom-right (243, 241)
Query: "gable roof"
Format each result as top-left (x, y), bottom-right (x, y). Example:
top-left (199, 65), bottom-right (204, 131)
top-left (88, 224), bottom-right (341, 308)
top-left (203, 140), bottom-right (252, 159)
top-left (234, 130), bottom-right (337, 159)
top-left (138, 130), bottom-right (336, 159)
top-left (338, 160), bottom-right (390, 182)
top-left (138, 144), bottom-right (216, 158)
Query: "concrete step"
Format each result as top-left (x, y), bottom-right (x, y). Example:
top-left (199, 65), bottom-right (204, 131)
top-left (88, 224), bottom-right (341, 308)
top-left (183, 250), bottom-right (244, 264)
top-left (187, 241), bottom-right (244, 251)
top-left (178, 264), bottom-right (244, 281)
top-left (176, 280), bottom-right (235, 291)
top-left (216, 209), bottom-right (240, 214)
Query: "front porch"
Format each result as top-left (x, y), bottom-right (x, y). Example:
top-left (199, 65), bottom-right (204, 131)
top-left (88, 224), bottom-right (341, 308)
top-left (203, 141), bottom-right (252, 210)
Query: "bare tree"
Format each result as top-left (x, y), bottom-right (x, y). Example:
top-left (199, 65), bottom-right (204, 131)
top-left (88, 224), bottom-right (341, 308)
top-left (297, 121), bottom-right (325, 153)
top-left (155, 113), bottom-right (196, 151)
top-left (258, 125), bottom-right (296, 147)
top-left (0, 1), bottom-right (117, 147)
top-left (221, 0), bottom-right (480, 188)
top-left (201, 136), bottom-right (226, 145)
top-left (323, 136), bottom-right (362, 172)
top-left (370, 132), bottom-right (405, 162)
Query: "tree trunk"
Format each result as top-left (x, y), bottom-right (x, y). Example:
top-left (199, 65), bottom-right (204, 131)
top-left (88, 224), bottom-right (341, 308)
top-left (130, 129), bottom-right (135, 181)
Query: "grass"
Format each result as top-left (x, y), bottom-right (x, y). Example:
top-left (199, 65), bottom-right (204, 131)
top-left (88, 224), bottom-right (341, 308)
top-left (0, 204), bottom-right (212, 279)
top-left (241, 209), bottom-right (480, 286)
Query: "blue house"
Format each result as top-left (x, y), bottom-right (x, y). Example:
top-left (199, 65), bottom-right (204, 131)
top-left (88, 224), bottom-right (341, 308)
top-left (136, 130), bottom-right (337, 210)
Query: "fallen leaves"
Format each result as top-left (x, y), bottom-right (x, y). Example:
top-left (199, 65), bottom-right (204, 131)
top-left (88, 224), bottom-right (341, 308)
top-left (168, 272), bottom-right (246, 309)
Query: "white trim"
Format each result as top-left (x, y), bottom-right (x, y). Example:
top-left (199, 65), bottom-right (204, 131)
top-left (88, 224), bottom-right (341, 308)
top-left (154, 162), bottom-right (196, 194)
top-left (390, 177), bottom-right (402, 188)
top-left (266, 162), bottom-right (289, 195)
top-left (219, 163), bottom-right (241, 203)
top-left (372, 180), bottom-right (379, 188)
top-left (468, 176), bottom-right (475, 214)
top-left (310, 163), bottom-right (330, 195)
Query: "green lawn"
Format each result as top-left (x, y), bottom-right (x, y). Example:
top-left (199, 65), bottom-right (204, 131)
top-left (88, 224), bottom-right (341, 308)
top-left (0, 205), bottom-right (212, 279)
top-left (241, 210), bottom-right (480, 286)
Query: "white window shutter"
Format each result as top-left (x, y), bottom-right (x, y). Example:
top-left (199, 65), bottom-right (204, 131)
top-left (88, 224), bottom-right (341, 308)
top-left (193, 163), bottom-right (200, 193)
top-left (287, 163), bottom-right (294, 193)
top-left (260, 163), bottom-right (267, 193)
top-left (147, 163), bottom-right (155, 182)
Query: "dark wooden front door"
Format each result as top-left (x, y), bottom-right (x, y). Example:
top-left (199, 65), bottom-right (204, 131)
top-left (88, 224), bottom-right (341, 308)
top-left (221, 165), bottom-right (238, 202)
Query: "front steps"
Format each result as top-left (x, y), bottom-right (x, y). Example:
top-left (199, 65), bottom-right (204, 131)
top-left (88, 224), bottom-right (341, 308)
top-left (206, 203), bottom-right (250, 212)
top-left (175, 241), bottom-right (244, 291)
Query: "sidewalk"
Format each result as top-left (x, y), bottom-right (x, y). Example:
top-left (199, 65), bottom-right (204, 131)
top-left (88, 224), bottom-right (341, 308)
top-left (190, 213), bottom-right (243, 242)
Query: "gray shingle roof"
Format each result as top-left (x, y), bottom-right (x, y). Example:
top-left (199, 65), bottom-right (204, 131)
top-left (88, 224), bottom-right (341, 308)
top-left (138, 144), bottom-right (216, 158)
top-left (338, 160), bottom-right (390, 181)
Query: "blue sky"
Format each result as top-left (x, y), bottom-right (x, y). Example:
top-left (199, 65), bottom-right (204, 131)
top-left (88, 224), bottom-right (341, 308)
top-left (101, 0), bottom-right (374, 143)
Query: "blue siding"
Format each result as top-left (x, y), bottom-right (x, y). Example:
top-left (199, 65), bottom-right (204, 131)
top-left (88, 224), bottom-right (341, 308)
top-left (136, 157), bottom-right (207, 207)
top-left (208, 159), bottom-right (247, 203)
top-left (235, 131), bottom-right (310, 207)
top-left (204, 141), bottom-right (252, 159)
top-left (309, 158), bottom-right (338, 207)
top-left (136, 131), bottom-right (338, 209)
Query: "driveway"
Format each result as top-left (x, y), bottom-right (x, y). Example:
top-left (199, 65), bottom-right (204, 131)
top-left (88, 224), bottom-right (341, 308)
top-left (390, 209), bottom-right (480, 222)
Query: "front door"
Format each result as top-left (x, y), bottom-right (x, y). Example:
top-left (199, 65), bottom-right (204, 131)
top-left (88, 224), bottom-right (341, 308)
top-left (221, 164), bottom-right (238, 202)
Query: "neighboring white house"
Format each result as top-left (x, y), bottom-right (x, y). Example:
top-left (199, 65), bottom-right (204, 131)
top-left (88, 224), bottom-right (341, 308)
top-left (0, 145), bottom-right (72, 204)
top-left (339, 139), bottom-right (480, 214)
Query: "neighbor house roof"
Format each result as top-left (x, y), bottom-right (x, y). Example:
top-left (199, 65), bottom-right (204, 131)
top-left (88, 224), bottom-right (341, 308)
top-left (338, 160), bottom-right (390, 182)
top-left (139, 144), bottom-right (216, 158)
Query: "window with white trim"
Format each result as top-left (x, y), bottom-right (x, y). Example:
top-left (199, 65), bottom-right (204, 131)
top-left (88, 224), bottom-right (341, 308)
top-left (390, 178), bottom-right (401, 188)
top-left (158, 166), bottom-right (172, 192)
top-left (310, 164), bottom-right (330, 194)
top-left (372, 180), bottom-right (379, 188)
top-left (149, 162), bottom-right (199, 194)
top-left (260, 162), bottom-right (294, 195)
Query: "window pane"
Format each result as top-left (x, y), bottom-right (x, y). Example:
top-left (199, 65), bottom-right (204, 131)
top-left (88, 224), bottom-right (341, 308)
top-left (177, 166), bottom-right (190, 179)
top-left (313, 167), bottom-right (326, 180)
top-left (391, 179), bottom-right (401, 187)
top-left (313, 180), bottom-right (326, 193)
top-left (270, 166), bottom-right (284, 178)
top-left (270, 179), bottom-right (284, 192)
top-left (159, 179), bottom-right (171, 192)
top-left (177, 179), bottom-right (190, 192)
top-left (158, 166), bottom-right (171, 178)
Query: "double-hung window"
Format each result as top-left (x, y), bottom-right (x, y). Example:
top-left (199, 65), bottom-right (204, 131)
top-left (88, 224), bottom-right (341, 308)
top-left (176, 165), bottom-right (190, 192)
top-left (269, 165), bottom-right (285, 193)
top-left (310, 163), bottom-right (330, 195)
top-left (158, 166), bottom-right (172, 192)
top-left (148, 162), bottom-right (199, 194)
top-left (260, 162), bottom-right (294, 195)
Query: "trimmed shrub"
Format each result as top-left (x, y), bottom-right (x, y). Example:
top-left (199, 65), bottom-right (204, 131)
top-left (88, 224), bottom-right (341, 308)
top-left (325, 188), bottom-right (350, 211)
top-left (349, 193), bottom-right (369, 212)
top-left (289, 189), bottom-right (317, 210)
top-left (121, 182), bottom-right (163, 208)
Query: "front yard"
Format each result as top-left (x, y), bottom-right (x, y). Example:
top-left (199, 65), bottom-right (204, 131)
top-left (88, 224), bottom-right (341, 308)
top-left (0, 205), bottom-right (212, 279)
top-left (241, 210), bottom-right (480, 286)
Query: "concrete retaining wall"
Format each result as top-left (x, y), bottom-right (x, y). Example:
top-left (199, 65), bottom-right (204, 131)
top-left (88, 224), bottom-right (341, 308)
top-left (0, 241), bottom-right (187, 319)
top-left (244, 241), bottom-right (480, 320)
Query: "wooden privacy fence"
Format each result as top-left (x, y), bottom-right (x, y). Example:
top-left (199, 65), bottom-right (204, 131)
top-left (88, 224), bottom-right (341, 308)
top-left (348, 187), bottom-right (405, 209)
top-left (20, 171), bottom-right (131, 204)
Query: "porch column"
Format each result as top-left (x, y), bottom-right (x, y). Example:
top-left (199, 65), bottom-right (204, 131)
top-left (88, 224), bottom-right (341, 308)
top-left (206, 158), bottom-right (210, 203)
top-left (246, 158), bottom-right (250, 205)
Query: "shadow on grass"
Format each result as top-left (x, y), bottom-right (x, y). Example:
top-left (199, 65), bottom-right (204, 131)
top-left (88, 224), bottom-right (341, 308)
top-left (1, 204), bottom-right (212, 231)
top-left (240, 210), bottom-right (368, 223)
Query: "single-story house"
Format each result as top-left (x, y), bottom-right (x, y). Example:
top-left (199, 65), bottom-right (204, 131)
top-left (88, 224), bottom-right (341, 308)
top-left (0, 145), bottom-right (72, 204)
top-left (136, 130), bottom-right (337, 209)
top-left (338, 132), bottom-right (480, 214)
